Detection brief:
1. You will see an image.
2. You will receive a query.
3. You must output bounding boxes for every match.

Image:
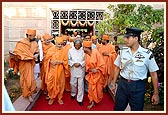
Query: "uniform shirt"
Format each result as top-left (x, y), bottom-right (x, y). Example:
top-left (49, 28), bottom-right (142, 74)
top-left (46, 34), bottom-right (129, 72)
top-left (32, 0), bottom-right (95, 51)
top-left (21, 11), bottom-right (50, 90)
top-left (114, 45), bottom-right (159, 80)
top-left (68, 47), bottom-right (85, 78)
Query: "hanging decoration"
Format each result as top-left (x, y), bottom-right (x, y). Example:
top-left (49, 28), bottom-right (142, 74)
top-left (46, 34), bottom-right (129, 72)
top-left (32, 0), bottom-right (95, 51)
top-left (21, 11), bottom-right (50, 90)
top-left (79, 21), bottom-right (86, 27)
top-left (70, 20), bottom-right (79, 27)
top-left (61, 20), bottom-right (69, 26)
top-left (87, 21), bottom-right (94, 27)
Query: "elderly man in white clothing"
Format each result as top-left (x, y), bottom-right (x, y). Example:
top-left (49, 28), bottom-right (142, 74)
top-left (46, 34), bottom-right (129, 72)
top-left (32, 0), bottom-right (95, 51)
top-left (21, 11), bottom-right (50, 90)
top-left (68, 39), bottom-right (85, 106)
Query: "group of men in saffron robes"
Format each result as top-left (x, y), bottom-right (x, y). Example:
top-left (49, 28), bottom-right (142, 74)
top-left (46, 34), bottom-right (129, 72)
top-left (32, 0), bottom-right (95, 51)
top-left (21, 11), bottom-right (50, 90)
top-left (9, 28), bottom-right (117, 109)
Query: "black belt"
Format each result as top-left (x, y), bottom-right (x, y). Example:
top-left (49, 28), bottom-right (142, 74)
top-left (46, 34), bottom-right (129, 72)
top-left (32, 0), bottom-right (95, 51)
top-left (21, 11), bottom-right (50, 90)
top-left (120, 76), bottom-right (146, 82)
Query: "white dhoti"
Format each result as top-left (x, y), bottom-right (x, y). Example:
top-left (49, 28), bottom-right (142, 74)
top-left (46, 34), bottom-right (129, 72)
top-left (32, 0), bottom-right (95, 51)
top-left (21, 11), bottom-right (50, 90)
top-left (70, 67), bottom-right (85, 102)
top-left (68, 47), bottom-right (85, 102)
top-left (34, 63), bottom-right (40, 79)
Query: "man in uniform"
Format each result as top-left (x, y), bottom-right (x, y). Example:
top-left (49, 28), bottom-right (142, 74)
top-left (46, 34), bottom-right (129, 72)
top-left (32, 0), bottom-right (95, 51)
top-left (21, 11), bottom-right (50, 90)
top-left (111, 28), bottom-right (159, 111)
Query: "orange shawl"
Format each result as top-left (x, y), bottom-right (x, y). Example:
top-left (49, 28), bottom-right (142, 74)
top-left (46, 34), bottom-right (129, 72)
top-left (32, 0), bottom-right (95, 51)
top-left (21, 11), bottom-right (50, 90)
top-left (9, 38), bottom-right (38, 97)
top-left (85, 49), bottom-right (105, 103)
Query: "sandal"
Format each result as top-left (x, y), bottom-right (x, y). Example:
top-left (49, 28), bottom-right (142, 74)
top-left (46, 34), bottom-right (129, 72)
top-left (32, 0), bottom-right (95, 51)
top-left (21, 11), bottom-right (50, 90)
top-left (28, 96), bottom-right (33, 102)
top-left (58, 100), bottom-right (64, 105)
top-left (48, 98), bottom-right (55, 105)
top-left (87, 101), bottom-right (95, 109)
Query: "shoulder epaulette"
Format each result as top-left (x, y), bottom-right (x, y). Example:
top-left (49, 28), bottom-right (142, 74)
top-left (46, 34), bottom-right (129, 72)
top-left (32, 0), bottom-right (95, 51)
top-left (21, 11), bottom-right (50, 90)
top-left (149, 53), bottom-right (154, 60)
top-left (119, 47), bottom-right (128, 55)
top-left (142, 47), bottom-right (151, 54)
top-left (120, 47), bottom-right (128, 50)
top-left (146, 49), bottom-right (151, 54)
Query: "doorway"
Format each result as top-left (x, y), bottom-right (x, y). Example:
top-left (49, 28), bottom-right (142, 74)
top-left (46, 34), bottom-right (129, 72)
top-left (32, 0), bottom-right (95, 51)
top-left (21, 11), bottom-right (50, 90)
top-left (61, 23), bottom-right (94, 36)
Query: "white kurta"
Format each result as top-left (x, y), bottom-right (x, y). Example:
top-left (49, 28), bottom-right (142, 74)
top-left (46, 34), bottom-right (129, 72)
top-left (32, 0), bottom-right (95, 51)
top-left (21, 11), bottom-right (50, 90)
top-left (34, 40), bottom-right (43, 79)
top-left (68, 47), bottom-right (85, 102)
top-left (38, 40), bottom-right (43, 62)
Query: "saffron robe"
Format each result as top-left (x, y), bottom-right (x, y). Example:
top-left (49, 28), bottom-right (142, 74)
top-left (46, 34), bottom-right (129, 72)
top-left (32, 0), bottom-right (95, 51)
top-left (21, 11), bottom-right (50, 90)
top-left (85, 49), bottom-right (105, 103)
top-left (46, 46), bottom-right (69, 100)
top-left (40, 42), bottom-right (54, 91)
top-left (98, 43), bottom-right (117, 87)
top-left (9, 38), bottom-right (38, 97)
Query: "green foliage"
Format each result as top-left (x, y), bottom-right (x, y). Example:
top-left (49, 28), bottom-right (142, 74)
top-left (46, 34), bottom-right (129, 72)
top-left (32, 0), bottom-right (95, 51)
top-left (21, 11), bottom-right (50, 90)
top-left (117, 36), bottom-right (125, 44)
top-left (96, 4), bottom-right (164, 41)
top-left (96, 12), bottom-right (113, 39)
top-left (4, 74), bottom-right (7, 85)
top-left (159, 82), bottom-right (164, 106)
top-left (5, 68), bottom-right (20, 80)
top-left (151, 27), bottom-right (164, 44)
top-left (150, 30), bottom-right (164, 83)
top-left (12, 85), bottom-right (20, 92)
top-left (111, 4), bottom-right (137, 33)
top-left (97, 3), bottom-right (164, 107)
top-left (9, 85), bottom-right (21, 101)
top-left (145, 77), bottom-right (164, 106)
top-left (135, 5), bottom-right (164, 31)
top-left (9, 93), bottom-right (16, 101)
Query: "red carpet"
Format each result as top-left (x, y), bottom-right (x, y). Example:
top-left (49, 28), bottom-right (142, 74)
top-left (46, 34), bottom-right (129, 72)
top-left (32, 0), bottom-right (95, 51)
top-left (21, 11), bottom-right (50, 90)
top-left (31, 91), bottom-right (114, 111)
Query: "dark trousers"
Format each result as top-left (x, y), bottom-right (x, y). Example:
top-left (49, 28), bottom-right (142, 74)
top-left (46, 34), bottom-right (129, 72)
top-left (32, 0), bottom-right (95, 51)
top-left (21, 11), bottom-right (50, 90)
top-left (114, 77), bottom-right (146, 111)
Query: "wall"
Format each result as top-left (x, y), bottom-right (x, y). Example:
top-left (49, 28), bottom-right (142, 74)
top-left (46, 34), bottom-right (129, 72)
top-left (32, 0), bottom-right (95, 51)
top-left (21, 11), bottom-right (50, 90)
top-left (3, 4), bottom-right (50, 59)
top-left (2, 2), bottom-right (164, 60)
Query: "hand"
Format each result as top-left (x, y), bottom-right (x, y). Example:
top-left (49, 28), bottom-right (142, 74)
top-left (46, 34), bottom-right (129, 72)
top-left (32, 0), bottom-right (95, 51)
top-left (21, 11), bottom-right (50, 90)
top-left (89, 68), bottom-right (98, 73)
top-left (92, 68), bottom-right (98, 73)
top-left (9, 52), bottom-right (16, 58)
top-left (110, 83), bottom-right (116, 96)
top-left (74, 63), bottom-right (80, 67)
top-left (55, 60), bottom-right (63, 65)
top-left (50, 60), bottom-right (56, 66)
top-left (102, 52), bottom-right (109, 56)
top-left (10, 54), bottom-right (15, 59)
top-left (34, 54), bottom-right (39, 61)
top-left (151, 94), bottom-right (159, 105)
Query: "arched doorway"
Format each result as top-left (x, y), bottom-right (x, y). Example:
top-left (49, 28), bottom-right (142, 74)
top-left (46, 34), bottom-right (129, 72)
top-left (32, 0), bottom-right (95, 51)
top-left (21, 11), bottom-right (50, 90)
top-left (50, 10), bottom-right (104, 36)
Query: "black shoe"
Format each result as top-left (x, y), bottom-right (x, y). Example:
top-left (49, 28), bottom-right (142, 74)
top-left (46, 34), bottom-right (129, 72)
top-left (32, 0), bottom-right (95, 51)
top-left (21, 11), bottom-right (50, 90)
top-left (85, 91), bottom-right (88, 95)
top-left (71, 96), bottom-right (75, 100)
top-left (78, 102), bottom-right (83, 106)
